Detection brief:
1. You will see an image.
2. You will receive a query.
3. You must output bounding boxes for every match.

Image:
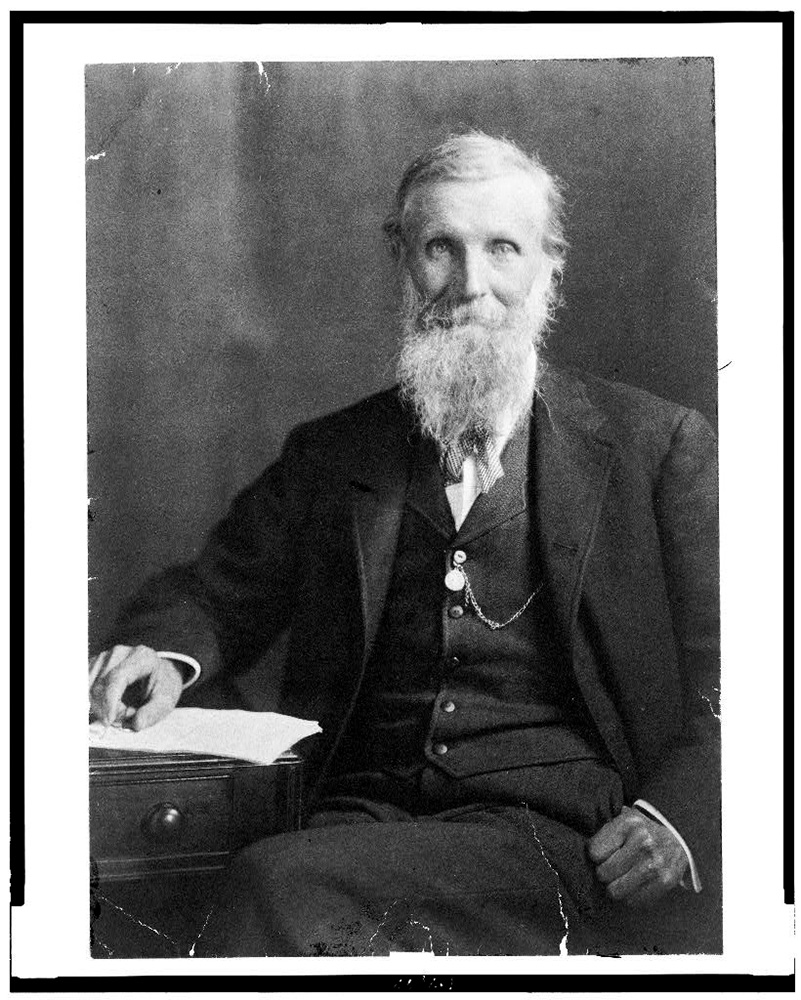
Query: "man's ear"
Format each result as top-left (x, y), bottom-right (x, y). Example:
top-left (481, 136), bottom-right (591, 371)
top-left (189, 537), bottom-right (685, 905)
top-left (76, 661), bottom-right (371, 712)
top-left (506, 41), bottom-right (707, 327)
top-left (382, 219), bottom-right (405, 262)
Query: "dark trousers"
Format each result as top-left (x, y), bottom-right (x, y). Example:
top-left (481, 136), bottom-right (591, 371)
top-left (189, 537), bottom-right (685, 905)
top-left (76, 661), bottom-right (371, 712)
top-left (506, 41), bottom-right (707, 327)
top-left (195, 760), bottom-right (641, 957)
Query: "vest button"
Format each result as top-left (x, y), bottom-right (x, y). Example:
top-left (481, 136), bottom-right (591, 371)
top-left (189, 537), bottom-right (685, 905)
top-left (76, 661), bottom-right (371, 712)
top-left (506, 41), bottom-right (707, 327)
top-left (448, 605), bottom-right (464, 619)
top-left (442, 700), bottom-right (456, 713)
top-left (453, 550), bottom-right (467, 565)
top-left (433, 742), bottom-right (448, 755)
top-left (449, 656), bottom-right (460, 669)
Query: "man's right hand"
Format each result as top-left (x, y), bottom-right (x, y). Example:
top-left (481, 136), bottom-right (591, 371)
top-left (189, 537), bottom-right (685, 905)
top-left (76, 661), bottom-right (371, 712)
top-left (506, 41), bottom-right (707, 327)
top-left (88, 644), bottom-right (183, 731)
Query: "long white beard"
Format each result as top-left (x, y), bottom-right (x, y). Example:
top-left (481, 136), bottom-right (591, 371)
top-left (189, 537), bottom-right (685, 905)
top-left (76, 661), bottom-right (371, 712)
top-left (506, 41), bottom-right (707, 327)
top-left (396, 278), bottom-right (548, 447)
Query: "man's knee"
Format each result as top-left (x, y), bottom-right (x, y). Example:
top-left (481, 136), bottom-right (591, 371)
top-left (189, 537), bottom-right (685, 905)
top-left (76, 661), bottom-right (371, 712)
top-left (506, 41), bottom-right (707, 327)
top-left (227, 830), bottom-right (325, 901)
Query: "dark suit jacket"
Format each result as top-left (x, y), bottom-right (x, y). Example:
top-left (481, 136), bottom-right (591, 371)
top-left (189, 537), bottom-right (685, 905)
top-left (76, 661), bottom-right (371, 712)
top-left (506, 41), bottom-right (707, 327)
top-left (114, 364), bottom-right (720, 887)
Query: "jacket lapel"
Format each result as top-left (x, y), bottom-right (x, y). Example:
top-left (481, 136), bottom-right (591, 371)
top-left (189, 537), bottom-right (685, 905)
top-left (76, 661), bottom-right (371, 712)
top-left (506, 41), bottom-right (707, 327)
top-left (348, 393), bottom-right (415, 665)
top-left (405, 437), bottom-right (456, 539)
top-left (533, 366), bottom-right (638, 788)
top-left (534, 365), bottom-right (615, 631)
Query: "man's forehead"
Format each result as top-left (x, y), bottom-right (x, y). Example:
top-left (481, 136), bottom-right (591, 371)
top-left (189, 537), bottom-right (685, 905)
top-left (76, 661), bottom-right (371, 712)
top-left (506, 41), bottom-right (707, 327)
top-left (403, 170), bottom-right (548, 233)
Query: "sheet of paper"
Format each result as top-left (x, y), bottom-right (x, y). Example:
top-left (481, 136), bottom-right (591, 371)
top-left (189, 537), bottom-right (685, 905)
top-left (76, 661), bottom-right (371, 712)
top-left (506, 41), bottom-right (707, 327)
top-left (88, 708), bottom-right (321, 765)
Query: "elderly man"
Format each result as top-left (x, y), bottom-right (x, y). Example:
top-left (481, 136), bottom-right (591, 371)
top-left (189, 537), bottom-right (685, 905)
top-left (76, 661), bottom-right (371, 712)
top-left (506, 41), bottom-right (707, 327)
top-left (89, 133), bottom-right (720, 956)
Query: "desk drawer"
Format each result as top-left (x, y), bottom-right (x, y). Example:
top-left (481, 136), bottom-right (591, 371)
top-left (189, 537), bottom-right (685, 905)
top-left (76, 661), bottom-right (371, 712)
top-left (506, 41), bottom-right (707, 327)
top-left (90, 749), bottom-right (303, 880)
top-left (91, 775), bottom-right (233, 861)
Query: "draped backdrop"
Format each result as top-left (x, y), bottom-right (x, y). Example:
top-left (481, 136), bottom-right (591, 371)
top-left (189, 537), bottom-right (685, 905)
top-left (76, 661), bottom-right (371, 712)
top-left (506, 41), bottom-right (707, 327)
top-left (86, 59), bottom-right (717, 675)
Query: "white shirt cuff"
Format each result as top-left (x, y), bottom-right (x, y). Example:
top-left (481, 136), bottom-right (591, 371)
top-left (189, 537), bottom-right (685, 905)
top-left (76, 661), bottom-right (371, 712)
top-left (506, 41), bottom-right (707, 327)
top-left (157, 651), bottom-right (201, 689)
top-left (634, 798), bottom-right (702, 892)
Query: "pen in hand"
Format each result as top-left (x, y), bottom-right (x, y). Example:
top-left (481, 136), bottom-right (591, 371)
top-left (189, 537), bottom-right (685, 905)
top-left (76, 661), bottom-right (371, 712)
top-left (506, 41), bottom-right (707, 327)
top-left (96, 717), bottom-right (121, 740)
top-left (95, 713), bottom-right (119, 740)
top-left (95, 701), bottom-right (138, 739)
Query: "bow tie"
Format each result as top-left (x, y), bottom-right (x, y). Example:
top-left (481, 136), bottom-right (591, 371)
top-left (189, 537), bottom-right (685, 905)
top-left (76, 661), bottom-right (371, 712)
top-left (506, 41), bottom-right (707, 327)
top-left (442, 427), bottom-right (504, 494)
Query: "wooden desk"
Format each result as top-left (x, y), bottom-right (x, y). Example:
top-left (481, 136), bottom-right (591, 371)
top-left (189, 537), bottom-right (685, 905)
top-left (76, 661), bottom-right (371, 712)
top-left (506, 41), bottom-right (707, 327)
top-left (89, 747), bottom-right (303, 958)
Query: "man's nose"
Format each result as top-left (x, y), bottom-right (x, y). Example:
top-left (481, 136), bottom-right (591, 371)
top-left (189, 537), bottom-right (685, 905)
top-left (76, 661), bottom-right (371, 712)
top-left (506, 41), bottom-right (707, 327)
top-left (456, 249), bottom-right (489, 300)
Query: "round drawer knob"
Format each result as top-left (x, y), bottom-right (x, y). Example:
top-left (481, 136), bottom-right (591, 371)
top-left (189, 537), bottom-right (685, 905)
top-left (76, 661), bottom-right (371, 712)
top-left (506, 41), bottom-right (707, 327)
top-left (142, 802), bottom-right (184, 840)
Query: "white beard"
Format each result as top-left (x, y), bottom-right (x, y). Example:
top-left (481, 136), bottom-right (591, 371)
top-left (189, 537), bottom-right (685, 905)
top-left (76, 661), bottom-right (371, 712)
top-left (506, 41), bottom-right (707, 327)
top-left (396, 277), bottom-right (548, 447)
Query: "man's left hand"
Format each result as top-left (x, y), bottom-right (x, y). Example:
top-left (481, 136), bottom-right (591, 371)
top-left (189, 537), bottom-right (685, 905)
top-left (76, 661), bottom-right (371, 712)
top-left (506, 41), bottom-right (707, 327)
top-left (587, 806), bottom-right (688, 906)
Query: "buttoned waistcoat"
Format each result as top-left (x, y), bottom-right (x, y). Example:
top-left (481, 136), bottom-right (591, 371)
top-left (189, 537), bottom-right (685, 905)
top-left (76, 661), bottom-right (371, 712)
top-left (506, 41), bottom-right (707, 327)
top-left (113, 363), bottom-right (720, 885)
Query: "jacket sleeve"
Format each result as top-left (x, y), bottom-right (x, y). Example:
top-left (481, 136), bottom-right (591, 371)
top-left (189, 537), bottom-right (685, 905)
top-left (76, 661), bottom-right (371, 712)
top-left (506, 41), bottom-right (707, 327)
top-left (107, 427), bottom-right (316, 685)
top-left (638, 408), bottom-right (721, 888)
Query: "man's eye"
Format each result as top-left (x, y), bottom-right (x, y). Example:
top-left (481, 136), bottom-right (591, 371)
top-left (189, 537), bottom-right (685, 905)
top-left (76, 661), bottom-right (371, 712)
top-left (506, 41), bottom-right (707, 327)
top-left (491, 241), bottom-right (519, 257)
top-left (426, 239), bottom-right (451, 258)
